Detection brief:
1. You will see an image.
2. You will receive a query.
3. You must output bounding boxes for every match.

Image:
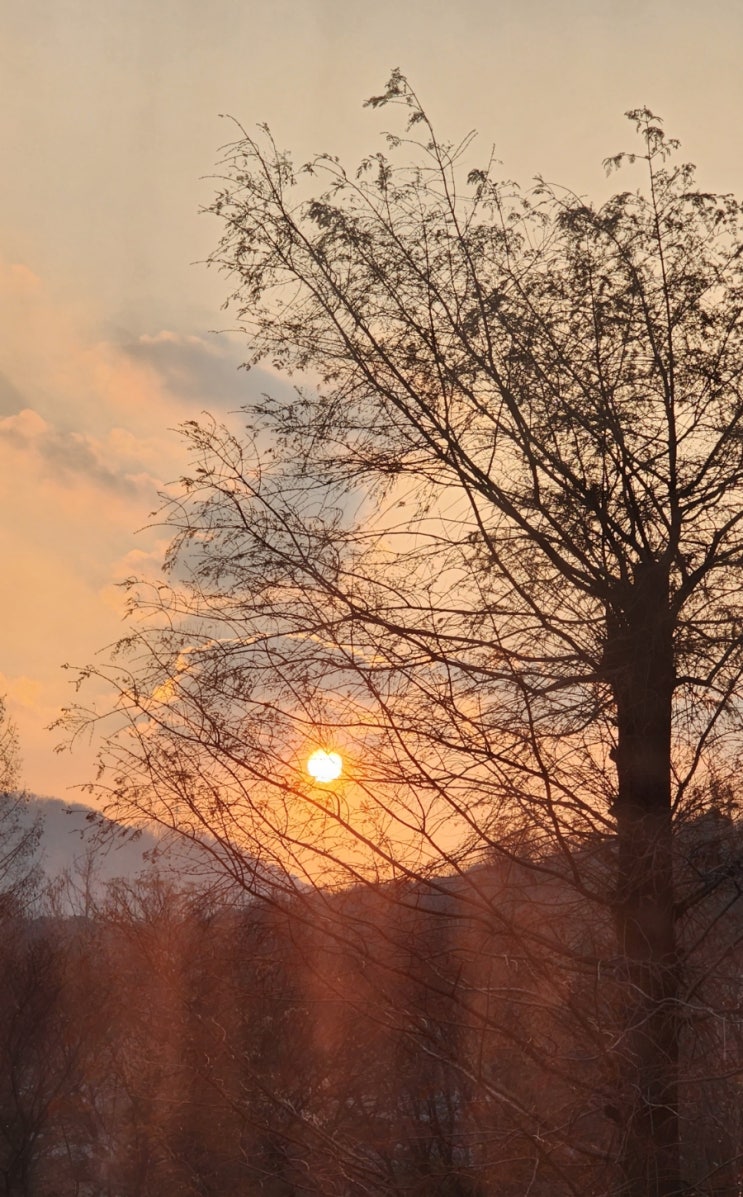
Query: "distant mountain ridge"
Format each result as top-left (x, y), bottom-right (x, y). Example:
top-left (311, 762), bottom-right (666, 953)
top-left (19, 794), bottom-right (274, 899)
top-left (29, 795), bottom-right (176, 885)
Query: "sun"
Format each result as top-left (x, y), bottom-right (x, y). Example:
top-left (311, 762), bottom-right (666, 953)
top-left (307, 748), bottom-right (343, 783)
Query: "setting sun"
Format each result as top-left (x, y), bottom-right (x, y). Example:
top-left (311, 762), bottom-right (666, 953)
top-left (307, 749), bottom-right (343, 783)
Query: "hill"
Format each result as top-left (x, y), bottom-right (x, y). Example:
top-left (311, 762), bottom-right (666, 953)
top-left (16, 794), bottom-right (278, 902)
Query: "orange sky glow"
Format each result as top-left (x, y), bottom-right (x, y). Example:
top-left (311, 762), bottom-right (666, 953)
top-left (2, 0), bottom-right (743, 801)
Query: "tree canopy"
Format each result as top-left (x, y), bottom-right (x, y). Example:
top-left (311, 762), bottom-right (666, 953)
top-left (68, 75), bottom-right (743, 1196)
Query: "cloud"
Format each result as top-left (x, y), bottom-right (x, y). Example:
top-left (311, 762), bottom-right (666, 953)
top-left (0, 260), bottom-right (199, 797)
top-left (124, 328), bottom-right (299, 410)
top-left (0, 259), bottom-right (197, 500)
top-left (124, 330), bottom-right (249, 406)
top-left (0, 371), bottom-right (27, 416)
top-left (0, 409), bottom-right (156, 496)
top-left (0, 672), bottom-right (43, 712)
top-left (0, 260), bottom-right (299, 799)
top-left (98, 542), bottom-right (173, 617)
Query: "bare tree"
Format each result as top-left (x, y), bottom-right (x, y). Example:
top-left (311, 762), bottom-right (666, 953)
top-left (0, 696), bottom-right (40, 914)
top-left (67, 75), bottom-right (743, 1196)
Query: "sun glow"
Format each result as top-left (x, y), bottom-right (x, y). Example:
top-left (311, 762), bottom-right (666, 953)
top-left (307, 748), bottom-right (343, 783)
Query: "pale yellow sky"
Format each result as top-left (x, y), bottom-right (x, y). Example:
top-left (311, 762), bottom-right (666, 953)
top-left (1, 0), bottom-right (742, 796)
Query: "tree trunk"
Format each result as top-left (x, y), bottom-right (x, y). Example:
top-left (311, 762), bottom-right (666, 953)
top-left (604, 561), bottom-right (681, 1197)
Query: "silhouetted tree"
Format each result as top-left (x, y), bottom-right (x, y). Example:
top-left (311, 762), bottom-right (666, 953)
top-left (0, 696), bottom-right (40, 914)
top-left (68, 76), bottom-right (743, 1196)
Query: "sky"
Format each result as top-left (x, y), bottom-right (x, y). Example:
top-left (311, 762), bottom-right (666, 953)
top-left (1, 0), bottom-right (742, 799)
